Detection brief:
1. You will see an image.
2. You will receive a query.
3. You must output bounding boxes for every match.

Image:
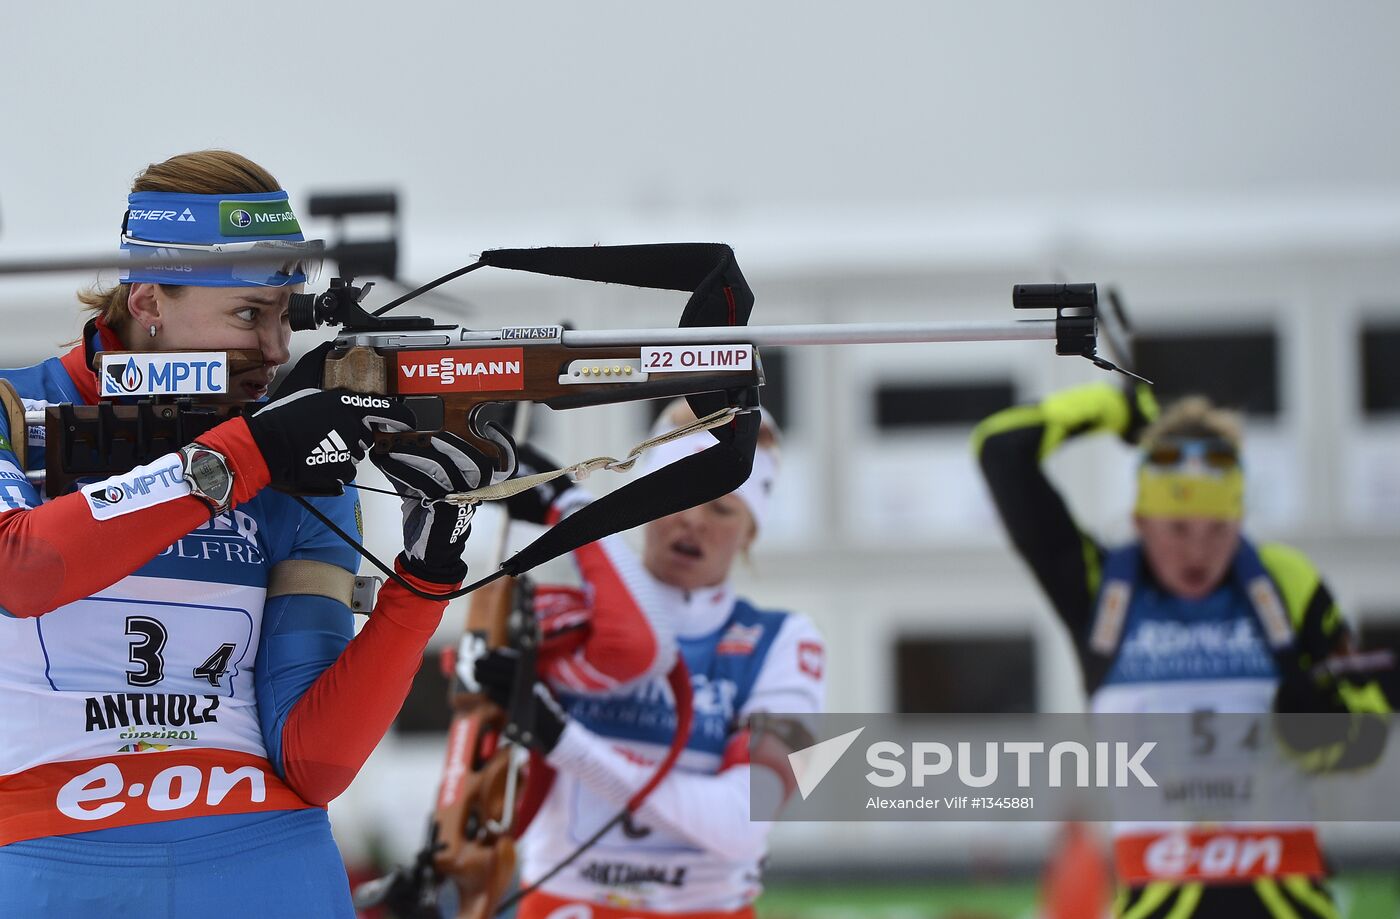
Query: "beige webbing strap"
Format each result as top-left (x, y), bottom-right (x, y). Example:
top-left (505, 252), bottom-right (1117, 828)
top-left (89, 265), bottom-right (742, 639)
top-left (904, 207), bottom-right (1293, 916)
top-left (0, 379), bottom-right (27, 468)
top-left (443, 406), bottom-right (743, 507)
top-left (1089, 580), bottom-right (1132, 656)
top-left (267, 559), bottom-right (356, 607)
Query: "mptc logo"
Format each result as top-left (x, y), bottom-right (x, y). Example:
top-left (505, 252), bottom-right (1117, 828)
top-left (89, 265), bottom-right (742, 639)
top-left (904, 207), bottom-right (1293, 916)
top-left (110, 357), bottom-right (142, 394)
top-left (100, 354), bottom-right (226, 396)
top-left (88, 484), bottom-right (125, 507)
top-left (230, 209), bottom-right (252, 229)
top-left (99, 464), bottom-right (184, 501)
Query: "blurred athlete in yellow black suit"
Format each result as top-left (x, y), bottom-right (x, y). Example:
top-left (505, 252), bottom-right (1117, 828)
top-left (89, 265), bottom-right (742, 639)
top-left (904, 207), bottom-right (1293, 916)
top-left (975, 384), bottom-right (1390, 919)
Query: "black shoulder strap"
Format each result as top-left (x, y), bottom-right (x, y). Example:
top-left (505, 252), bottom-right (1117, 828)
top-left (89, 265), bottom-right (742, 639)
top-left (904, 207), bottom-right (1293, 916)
top-left (477, 244), bottom-right (760, 577)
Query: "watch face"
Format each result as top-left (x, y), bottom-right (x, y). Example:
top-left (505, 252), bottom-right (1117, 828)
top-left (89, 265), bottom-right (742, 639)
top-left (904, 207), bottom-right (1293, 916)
top-left (189, 451), bottom-right (232, 502)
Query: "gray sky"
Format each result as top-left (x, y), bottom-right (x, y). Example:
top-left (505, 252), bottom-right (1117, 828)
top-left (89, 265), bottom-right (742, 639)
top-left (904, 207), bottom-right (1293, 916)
top-left (5, 0), bottom-right (1400, 255)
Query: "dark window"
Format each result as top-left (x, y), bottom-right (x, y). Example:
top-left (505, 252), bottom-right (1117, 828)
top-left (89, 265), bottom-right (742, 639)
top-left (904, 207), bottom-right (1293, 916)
top-left (643, 347), bottom-right (790, 431)
top-left (393, 651), bottom-right (453, 735)
top-left (1134, 328), bottom-right (1279, 416)
top-left (894, 634), bottom-right (1037, 713)
top-left (1359, 323), bottom-right (1400, 416)
top-left (1359, 620), bottom-right (1400, 655)
top-left (1356, 618), bottom-right (1400, 700)
top-left (757, 348), bottom-right (790, 429)
top-left (874, 381), bottom-right (1016, 430)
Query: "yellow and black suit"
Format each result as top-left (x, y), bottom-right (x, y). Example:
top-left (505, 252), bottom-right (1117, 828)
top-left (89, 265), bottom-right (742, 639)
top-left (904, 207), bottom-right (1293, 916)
top-left (973, 383), bottom-right (1390, 919)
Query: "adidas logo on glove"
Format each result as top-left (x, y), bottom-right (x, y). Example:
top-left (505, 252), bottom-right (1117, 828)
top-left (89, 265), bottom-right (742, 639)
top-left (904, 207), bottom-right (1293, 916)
top-left (340, 394), bottom-right (392, 410)
top-left (306, 431), bottom-right (353, 466)
top-left (450, 504), bottom-right (473, 542)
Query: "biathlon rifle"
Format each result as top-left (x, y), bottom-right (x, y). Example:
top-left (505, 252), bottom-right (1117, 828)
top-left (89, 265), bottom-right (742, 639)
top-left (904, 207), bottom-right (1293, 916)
top-left (6, 204), bottom-right (1117, 919)
top-left (32, 259), bottom-right (1121, 600)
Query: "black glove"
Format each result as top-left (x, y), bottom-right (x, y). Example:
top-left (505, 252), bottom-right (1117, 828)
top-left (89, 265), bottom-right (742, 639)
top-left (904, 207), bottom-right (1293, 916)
top-left (502, 442), bottom-right (582, 525)
top-left (472, 648), bottom-right (568, 753)
top-left (247, 388), bottom-right (415, 495)
top-left (1274, 657), bottom-right (1347, 715)
top-left (1121, 383), bottom-right (1160, 446)
top-left (1272, 652), bottom-right (1390, 772)
top-left (373, 426), bottom-right (517, 584)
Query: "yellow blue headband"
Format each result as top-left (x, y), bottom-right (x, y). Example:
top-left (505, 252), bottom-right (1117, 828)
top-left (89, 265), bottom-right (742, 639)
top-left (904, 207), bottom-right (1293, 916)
top-left (1135, 438), bottom-right (1244, 520)
top-left (120, 191), bottom-right (320, 287)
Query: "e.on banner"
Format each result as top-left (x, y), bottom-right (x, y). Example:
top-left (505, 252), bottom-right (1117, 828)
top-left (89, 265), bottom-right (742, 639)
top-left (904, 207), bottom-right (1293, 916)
top-left (0, 749), bottom-right (310, 845)
top-left (396, 349), bottom-right (525, 393)
top-left (1115, 828), bottom-right (1325, 882)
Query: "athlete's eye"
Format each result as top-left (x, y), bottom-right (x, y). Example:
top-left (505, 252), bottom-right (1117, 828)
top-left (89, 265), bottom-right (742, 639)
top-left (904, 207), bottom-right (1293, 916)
top-left (234, 307), bottom-right (257, 323)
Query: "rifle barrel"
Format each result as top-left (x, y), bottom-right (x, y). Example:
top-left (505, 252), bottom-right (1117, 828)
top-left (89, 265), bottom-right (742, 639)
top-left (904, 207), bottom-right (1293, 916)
top-left (562, 319), bottom-right (1057, 348)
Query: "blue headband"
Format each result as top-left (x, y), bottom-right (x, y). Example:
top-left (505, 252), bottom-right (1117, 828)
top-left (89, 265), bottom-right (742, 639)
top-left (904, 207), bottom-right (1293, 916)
top-left (120, 191), bottom-right (318, 287)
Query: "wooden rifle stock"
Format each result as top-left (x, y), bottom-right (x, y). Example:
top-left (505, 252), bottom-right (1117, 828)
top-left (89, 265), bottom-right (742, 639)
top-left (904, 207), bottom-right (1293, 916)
top-left (432, 575), bottom-right (524, 919)
top-left (321, 336), bottom-right (763, 466)
top-left (39, 337), bottom-right (759, 496)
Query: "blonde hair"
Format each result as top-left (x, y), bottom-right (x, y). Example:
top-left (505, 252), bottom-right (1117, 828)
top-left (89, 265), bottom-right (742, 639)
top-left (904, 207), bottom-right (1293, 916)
top-left (78, 150), bottom-right (283, 329)
top-left (654, 398), bottom-right (782, 457)
top-left (1140, 395), bottom-right (1243, 452)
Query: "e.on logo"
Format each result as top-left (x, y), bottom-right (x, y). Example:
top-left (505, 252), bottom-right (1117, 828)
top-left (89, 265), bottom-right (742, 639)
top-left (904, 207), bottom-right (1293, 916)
top-left (56, 761), bottom-right (266, 821)
top-left (1118, 828), bottom-right (1325, 882)
top-left (1145, 832), bottom-right (1280, 879)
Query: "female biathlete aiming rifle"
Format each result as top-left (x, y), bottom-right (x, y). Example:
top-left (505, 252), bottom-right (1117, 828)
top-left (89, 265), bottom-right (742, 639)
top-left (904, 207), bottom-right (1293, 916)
top-left (0, 150), bottom-right (514, 917)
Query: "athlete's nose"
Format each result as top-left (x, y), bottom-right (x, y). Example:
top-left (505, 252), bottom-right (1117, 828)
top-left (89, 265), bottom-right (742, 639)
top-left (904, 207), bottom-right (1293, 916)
top-left (674, 505), bottom-right (707, 531)
top-left (258, 318), bottom-right (292, 369)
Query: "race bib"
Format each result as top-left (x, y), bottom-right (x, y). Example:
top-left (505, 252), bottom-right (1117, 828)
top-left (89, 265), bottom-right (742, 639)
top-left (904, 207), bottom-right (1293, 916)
top-left (36, 595), bottom-right (256, 697)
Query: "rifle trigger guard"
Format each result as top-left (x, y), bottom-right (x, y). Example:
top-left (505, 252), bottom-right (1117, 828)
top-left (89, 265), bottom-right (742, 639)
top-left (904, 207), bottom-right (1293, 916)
top-left (483, 745), bottom-right (530, 837)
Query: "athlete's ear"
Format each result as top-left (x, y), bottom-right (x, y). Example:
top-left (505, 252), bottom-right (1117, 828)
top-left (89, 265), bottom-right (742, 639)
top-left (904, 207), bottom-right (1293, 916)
top-left (126, 283), bottom-right (162, 330)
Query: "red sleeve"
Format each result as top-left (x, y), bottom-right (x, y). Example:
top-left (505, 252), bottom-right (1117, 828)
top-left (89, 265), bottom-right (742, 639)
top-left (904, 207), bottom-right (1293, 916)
top-left (540, 538), bottom-right (658, 692)
top-left (192, 416), bottom-right (273, 506)
top-left (278, 562), bottom-right (453, 805)
top-left (0, 418), bottom-right (270, 618)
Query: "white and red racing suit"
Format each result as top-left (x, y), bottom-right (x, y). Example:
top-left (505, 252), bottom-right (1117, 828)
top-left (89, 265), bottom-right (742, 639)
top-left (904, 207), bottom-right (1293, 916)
top-left (517, 502), bottom-right (826, 919)
top-left (0, 321), bottom-right (468, 916)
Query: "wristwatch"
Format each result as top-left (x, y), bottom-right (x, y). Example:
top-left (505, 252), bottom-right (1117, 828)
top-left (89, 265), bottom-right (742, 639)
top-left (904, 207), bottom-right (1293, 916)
top-left (179, 444), bottom-right (234, 515)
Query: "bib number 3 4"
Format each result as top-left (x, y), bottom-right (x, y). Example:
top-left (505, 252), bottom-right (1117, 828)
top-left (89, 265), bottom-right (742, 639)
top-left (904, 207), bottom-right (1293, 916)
top-left (125, 617), bottom-right (238, 689)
